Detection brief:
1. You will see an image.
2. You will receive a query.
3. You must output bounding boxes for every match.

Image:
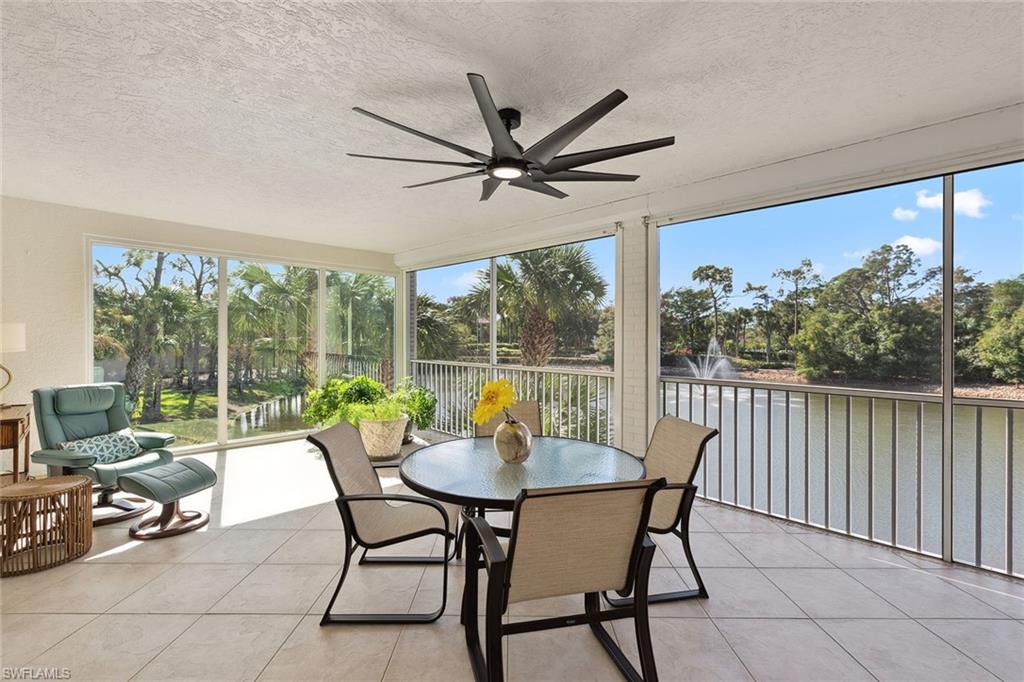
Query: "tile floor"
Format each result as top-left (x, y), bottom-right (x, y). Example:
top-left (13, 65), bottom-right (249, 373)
top-left (2, 436), bottom-right (1022, 681)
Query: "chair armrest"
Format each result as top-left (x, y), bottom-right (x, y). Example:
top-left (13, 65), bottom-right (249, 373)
top-left (464, 515), bottom-right (507, 569)
top-left (133, 431), bottom-right (176, 450)
top-left (340, 493), bottom-right (451, 535)
top-left (31, 448), bottom-right (97, 468)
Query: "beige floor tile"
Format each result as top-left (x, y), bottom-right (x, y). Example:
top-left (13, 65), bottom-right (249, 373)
top-left (0, 613), bottom-right (96, 666)
top-left (29, 613), bottom-right (198, 681)
top-left (675, 531), bottom-right (753, 567)
top-left (762, 568), bottom-right (905, 618)
top-left (109, 563), bottom-right (256, 613)
top-left (384, 616), bottom-right (476, 682)
top-left (845, 568), bottom-right (1009, 619)
top-left (411, 564), bottom-right (488, 618)
top-left (688, 511), bottom-right (717, 532)
top-left (0, 562), bottom-right (88, 612)
top-left (699, 506), bottom-right (786, 533)
top-left (919, 619), bottom-right (1024, 681)
top-left (302, 504), bottom-right (343, 530)
top-left (918, 564), bottom-right (1024, 619)
top-left (818, 618), bottom-right (997, 681)
top-left (182, 529), bottom-right (295, 564)
top-left (83, 527), bottom-right (223, 563)
top-left (135, 613), bottom-right (301, 681)
top-left (314, 564), bottom-right (426, 617)
top-left (646, 568), bottom-right (709, 618)
top-left (722, 532), bottom-right (833, 567)
top-left (506, 616), bottom-right (624, 682)
top-left (229, 504), bottom-right (323, 530)
top-left (2, 563), bottom-right (171, 613)
top-left (264, 529), bottom-right (347, 564)
top-left (610, 617), bottom-right (752, 680)
top-left (259, 614), bottom-right (401, 681)
top-left (716, 618), bottom-right (873, 681)
top-left (211, 564), bottom-right (338, 614)
top-left (698, 568), bottom-right (804, 618)
top-left (793, 532), bottom-right (916, 568)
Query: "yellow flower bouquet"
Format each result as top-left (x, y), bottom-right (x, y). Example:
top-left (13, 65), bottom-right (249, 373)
top-left (473, 379), bottom-right (533, 463)
top-left (472, 379), bottom-right (517, 425)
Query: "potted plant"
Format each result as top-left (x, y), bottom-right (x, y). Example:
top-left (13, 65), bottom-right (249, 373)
top-left (342, 399), bottom-right (408, 460)
top-left (303, 375), bottom-right (408, 459)
top-left (394, 377), bottom-right (438, 444)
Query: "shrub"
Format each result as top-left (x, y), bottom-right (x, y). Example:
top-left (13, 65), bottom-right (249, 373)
top-left (394, 377), bottom-right (438, 429)
top-left (340, 375), bottom-right (387, 405)
top-left (341, 399), bottom-right (405, 427)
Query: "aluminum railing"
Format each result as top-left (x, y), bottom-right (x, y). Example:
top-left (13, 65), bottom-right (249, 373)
top-left (658, 375), bottom-right (1021, 577)
top-left (411, 360), bottom-right (615, 445)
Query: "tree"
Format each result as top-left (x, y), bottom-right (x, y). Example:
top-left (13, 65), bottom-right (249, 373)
top-left (743, 283), bottom-right (777, 361)
top-left (484, 245), bottom-right (607, 366)
top-left (415, 294), bottom-right (466, 361)
top-left (976, 275), bottom-right (1024, 384)
top-left (593, 308), bottom-right (615, 366)
top-left (691, 265), bottom-right (733, 340)
top-left (773, 259), bottom-right (820, 341)
top-left (660, 287), bottom-right (712, 354)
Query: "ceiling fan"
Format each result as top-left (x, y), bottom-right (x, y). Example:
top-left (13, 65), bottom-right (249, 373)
top-left (349, 73), bottom-right (675, 201)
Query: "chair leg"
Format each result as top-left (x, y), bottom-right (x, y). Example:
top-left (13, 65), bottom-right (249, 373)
top-left (92, 489), bottom-right (153, 526)
top-left (632, 542), bottom-right (659, 682)
top-left (321, 531), bottom-right (449, 625)
top-left (584, 593), bottom-right (643, 682)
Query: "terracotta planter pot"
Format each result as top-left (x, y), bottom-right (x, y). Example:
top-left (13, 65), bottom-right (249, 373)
top-left (358, 415), bottom-right (409, 460)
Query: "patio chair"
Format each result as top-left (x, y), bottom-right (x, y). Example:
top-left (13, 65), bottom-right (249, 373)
top-left (461, 478), bottom-right (666, 682)
top-left (459, 400), bottom-right (543, 556)
top-left (604, 415), bottom-right (717, 607)
top-left (307, 421), bottom-right (459, 624)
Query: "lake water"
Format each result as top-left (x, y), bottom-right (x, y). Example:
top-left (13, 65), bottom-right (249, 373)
top-left (228, 394), bottom-right (308, 440)
top-left (663, 386), bottom-right (1023, 574)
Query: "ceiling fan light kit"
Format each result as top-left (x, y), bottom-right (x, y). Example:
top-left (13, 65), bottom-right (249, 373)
top-left (350, 73), bottom-right (675, 201)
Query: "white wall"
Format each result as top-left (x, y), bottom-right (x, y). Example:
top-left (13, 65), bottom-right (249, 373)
top-left (0, 197), bottom-right (397, 451)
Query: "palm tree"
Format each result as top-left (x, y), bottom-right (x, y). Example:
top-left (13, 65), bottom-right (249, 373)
top-left (480, 244), bottom-right (607, 367)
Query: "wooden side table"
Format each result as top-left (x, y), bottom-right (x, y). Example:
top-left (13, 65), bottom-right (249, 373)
top-left (1, 404), bottom-right (32, 484)
top-left (1, 475), bottom-right (93, 576)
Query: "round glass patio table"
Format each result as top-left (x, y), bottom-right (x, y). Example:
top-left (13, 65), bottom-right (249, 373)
top-left (399, 436), bottom-right (646, 510)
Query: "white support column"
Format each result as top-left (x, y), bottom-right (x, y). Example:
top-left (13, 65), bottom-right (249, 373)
top-left (216, 257), bottom-right (229, 445)
top-left (396, 271), bottom-right (415, 381)
top-left (617, 215), bottom-right (654, 456)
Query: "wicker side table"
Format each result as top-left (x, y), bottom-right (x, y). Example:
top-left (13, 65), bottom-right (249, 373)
top-left (1, 475), bottom-right (93, 576)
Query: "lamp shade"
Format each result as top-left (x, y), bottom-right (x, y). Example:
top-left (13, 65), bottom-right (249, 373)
top-left (1, 323), bottom-right (26, 353)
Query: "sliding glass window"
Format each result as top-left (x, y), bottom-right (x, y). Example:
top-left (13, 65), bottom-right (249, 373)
top-left (92, 245), bottom-right (219, 447)
top-left (324, 271), bottom-right (396, 387)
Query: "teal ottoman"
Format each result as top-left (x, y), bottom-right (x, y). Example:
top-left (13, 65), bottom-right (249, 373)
top-left (117, 458), bottom-right (217, 539)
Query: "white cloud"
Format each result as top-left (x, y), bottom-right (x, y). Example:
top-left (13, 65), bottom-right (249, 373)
top-left (915, 189), bottom-right (943, 211)
top-left (893, 235), bottom-right (941, 257)
top-left (448, 269), bottom-right (483, 290)
top-left (891, 207), bottom-right (919, 221)
top-left (914, 188), bottom-right (992, 218)
top-left (843, 248), bottom-right (870, 260)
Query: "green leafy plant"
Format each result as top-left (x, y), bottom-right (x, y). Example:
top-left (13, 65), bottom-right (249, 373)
top-left (394, 377), bottom-right (438, 429)
top-left (340, 375), bottom-right (387, 405)
top-left (342, 399), bottom-right (405, 427)
top-left (302, 378), bottom-right (350, 426)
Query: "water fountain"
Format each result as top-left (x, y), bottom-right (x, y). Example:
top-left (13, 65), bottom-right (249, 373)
top-left (682, 337), bottom-right (735, 379)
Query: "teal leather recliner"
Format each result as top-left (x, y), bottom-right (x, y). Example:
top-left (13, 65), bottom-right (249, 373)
top-left (32, 382), bottom-right (176, 525)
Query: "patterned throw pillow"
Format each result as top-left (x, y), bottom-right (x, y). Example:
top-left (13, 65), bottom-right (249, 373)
top-left (58, 428), bottom-right (142, 464)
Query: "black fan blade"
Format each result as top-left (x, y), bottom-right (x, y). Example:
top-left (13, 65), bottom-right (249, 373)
top-left (353, 107), bottom-right (491, 163)
top-left (531, 170), bottom-right (639, 182)
top-left (467, 73), bottom-right (521, 160)
top-left (524, 90), bottom-right (627, 166)
top-left (348, 153), bottom-right (483, 168)
top-left (542, 136), bottom-right (674, 174)
top-left (510, 177), bottom-right (568, 199)
top-left (480, 177), bottom-right (502, 201)
top-left (403, 171), bottom-right (484, 189)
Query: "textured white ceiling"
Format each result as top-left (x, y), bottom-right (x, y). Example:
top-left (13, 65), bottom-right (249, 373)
top-left (3, 2), bottom-right (1022, 257)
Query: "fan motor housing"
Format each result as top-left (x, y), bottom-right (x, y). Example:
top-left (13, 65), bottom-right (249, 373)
top-left (498, 108), bottom-right (521, 131)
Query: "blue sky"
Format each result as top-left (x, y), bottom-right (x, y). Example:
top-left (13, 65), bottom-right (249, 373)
top-left (416, 235), bottom-right (617, 304)
top-left (661, 161), bottom-right (1022, 306)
